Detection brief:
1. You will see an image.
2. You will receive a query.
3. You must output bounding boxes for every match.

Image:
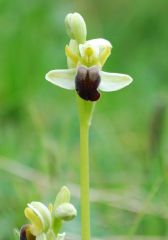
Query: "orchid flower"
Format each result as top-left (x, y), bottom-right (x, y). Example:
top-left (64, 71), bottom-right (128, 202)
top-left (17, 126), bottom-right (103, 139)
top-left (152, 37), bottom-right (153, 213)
top-left (45, 14), bottom-right (133, 101)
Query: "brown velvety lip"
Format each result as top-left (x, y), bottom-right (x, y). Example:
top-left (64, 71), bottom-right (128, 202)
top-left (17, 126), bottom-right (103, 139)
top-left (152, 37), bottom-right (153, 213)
top-left (20, 224), bottom-right (35, 240)
top-left (75, 65), bottom-right (101, 101)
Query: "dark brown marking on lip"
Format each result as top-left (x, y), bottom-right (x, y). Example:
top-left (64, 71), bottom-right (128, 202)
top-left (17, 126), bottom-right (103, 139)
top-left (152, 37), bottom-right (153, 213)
top-left (75, 66), bottom-right (100, 101)
top-left (20, 225), bottom-right (35, 240)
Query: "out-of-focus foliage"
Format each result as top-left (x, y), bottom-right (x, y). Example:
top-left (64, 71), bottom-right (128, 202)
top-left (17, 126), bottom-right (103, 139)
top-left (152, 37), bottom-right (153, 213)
top-left (0, 0), bottom-right (168, 239)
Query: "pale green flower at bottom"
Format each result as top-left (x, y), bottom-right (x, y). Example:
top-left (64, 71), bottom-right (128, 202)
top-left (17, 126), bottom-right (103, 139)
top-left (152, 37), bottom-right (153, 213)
top-left (19, 187), bottom-right (76, 240)
top-left (45, 38), bottom-right (133, 101)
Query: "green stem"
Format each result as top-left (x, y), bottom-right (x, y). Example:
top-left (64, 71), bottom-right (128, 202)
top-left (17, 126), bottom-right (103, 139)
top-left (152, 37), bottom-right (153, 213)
top-left (80, 122), bottom-right (90, 240)
top-left (77, 95), bottom-right (95, 240)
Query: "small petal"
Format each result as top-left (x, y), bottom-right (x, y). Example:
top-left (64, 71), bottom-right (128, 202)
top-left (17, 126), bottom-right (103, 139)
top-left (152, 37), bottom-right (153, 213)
top-left (99, 71), bottom-right (133, 92)
top-left (66, 39), bottom-right (79, 68)
top-left (45, 69), bottom-right (76, 90)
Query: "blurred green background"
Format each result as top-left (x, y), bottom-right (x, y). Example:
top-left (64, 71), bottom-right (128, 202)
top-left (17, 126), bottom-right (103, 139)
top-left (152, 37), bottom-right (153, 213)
top-left (0, 0), bottom-right (168, 239)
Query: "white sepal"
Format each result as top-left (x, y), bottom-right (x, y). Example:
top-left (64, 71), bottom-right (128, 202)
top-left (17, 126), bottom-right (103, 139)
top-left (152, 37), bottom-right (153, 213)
top-left (45, 69), bottom-right (76, 90)
top-left (99, 71), bottom-right (133, 92)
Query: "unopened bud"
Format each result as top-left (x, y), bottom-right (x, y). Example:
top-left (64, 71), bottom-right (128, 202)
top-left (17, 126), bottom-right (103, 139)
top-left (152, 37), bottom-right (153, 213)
top-left (65, 12), bottom-right (87, 44)
top-left (54, 203), bottom-right (77, 221)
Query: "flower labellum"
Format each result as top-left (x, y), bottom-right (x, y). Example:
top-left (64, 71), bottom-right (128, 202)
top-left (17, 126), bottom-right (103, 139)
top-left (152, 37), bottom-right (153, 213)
top-left (20, 225), bottom-right (35, 240)
top-left (75, 65), bottom-right (100, 101)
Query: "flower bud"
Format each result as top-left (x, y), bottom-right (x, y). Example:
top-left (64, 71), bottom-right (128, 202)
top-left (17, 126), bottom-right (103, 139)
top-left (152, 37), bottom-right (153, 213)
top-left (65, 12), bottom-right (87, 44)
top-left (54, 203), bottom-right (77, 221)
top-left (24, 202), bottom-right (52, 236)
